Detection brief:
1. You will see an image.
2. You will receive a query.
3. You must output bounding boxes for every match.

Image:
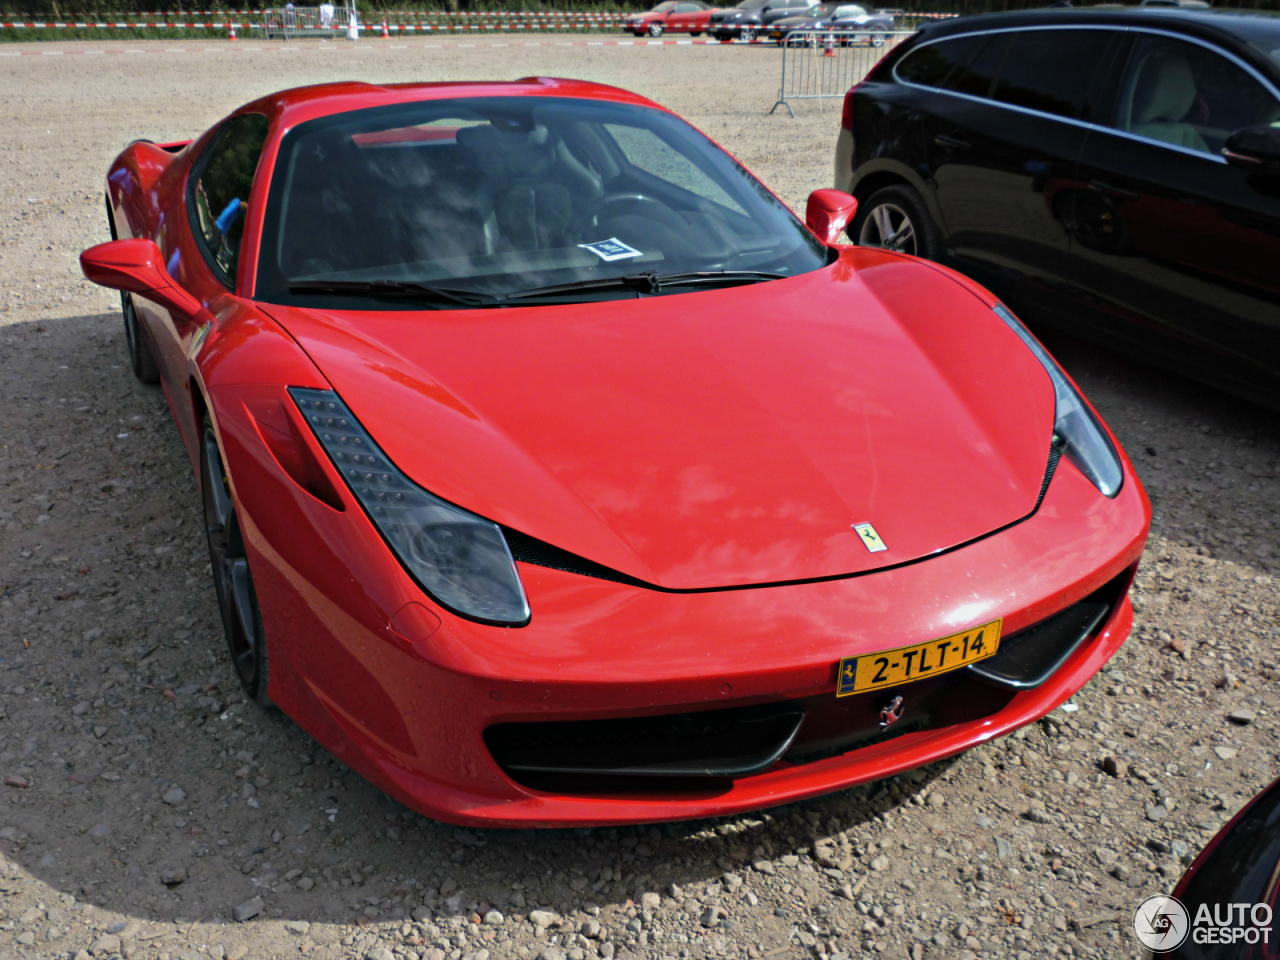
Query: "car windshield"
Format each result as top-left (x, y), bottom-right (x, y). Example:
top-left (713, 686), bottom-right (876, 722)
top-left (805, 4), bottom-right (838, 17)
top-left (735, 0), bottom-right (768, 8)
top-left (257, 96), bottom-right (828, 309)
top-left (833, 5), bottom-right (868, 16)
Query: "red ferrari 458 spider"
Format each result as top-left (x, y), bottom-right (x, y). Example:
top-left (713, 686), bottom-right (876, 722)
top-left (80, 78), bottom-right (1149, 827)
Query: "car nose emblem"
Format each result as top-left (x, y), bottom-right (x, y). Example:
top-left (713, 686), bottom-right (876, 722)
top-left (853, 522), bottom-right (887, 553)
top-left (879, 695), bottom-right (904, 729)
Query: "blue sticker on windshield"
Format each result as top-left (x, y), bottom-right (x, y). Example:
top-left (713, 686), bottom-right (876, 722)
top-left (578, 237), bottom-right (642, 262)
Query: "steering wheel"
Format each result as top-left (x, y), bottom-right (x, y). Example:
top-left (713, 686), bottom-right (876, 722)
top-left (575, 192), bottom-right (669, 233)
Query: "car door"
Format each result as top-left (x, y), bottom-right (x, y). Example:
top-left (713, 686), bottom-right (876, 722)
top-left (1068, 30), bottom-right (1280, 399)
top-left (761, 0), bottom-right (798, 24)
top-left (667, 1), bottom-right (706, 33)
top-left (917, 27), bottom-right (1123, 297)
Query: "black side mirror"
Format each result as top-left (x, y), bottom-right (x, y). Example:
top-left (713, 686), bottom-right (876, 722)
top-left (1223, 125), bottom-right (1280, 177)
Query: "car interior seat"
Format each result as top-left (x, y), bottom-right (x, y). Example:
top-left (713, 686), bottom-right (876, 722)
top-left (457, 123), bottom-right (604, 253)
top-left (1127, 51), bottom-right (1210, 153)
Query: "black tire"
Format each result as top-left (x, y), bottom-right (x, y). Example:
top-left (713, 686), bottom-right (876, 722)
top-left (648, 21), bottom-right (664, 36)
top-left (122, 292), bottom-right (161, 384)
top-left (851, 185), bottom-right (943, 260)
top-left (871, 31), bottom-right (885, 47)
top-left (105, 195), bottom-right (161, 384)
top-left (201, 416), bottom-right (273, 707)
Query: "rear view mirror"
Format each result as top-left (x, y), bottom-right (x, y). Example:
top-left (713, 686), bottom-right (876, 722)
top-left (1223, 125), bottom-right (1280, 177)
top-left (806, 189), bottom-right (858, 245)
top-left (80, 239), bottom-right (203, 319)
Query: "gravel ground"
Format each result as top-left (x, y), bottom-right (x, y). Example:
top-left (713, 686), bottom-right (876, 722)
top-left (1, 36), bottom-right (1278, 960)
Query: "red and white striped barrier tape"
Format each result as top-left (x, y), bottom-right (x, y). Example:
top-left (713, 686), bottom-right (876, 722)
top-left (0, 10), bottom-right (952, 31)
top-left (1, 18), bottom-right (630, 29)
top-left (0, 36), bottom-right (797, 52)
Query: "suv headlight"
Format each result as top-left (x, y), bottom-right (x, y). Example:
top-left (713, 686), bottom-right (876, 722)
top-left (291, 387), bottom-right (530, 626)
top-left (994, 305), bottom-right (1123, 498)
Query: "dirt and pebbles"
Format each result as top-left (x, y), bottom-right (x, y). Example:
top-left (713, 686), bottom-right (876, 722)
top-left (1, 34), bottom-right (1278, 960)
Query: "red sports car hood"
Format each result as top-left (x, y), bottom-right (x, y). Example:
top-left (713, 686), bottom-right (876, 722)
top-left (262, 249), bottom-right (1056, 590)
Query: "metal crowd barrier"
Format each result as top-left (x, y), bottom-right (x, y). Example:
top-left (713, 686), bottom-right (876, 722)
top-left (260, 5), bottom-right (344, 39)
top-left (769, 28), bottom-right (914, 117)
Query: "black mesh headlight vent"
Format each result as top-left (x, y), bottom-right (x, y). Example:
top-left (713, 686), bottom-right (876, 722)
top-left (500, 527), bottom-right (647, 588)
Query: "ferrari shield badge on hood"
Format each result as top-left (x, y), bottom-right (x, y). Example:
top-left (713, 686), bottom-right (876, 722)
top-left (853, 522), bottom-right (887, 553)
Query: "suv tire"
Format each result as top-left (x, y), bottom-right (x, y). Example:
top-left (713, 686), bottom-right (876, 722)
top-left (852, 185), bottom-right (942, 260)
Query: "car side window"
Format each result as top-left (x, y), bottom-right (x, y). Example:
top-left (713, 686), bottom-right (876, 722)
top-left (1106, 34), bottom-right (1280, 155)
top-left (990, 29), bottom-right (1113, 121)
top-left (190, 113), bottom-right (269, 288)
top-left (946, 33), bottom-right (1009, 99)
top-left (676, 2), bottom-right (701, 11)
top-left (895, 33), bottom-right (989, 89)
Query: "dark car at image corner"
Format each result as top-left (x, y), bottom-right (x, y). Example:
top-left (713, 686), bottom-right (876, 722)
top-left (709, 0), bottom-right (813, 43)
top-left (1151, 772), bottom-right (1280, 956)
top-left (833, 7), bottom-right (1280, 411)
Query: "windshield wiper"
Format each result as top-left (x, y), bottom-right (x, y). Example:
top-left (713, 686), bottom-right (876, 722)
top-left (290, 279), bottom-right (492, 307)
top-left (494, 270), bottom-right (787, 302)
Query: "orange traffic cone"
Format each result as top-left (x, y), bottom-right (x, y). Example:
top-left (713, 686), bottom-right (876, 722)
top-left (381, 16), bottom-right (389, 37)
top-left (227, 16), bottom-right (237, 39)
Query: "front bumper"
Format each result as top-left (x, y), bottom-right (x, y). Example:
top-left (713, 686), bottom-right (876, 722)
top-left (219, 382), bottom-right (1149, 827)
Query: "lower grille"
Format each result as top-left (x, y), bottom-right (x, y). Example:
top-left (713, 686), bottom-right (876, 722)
top-left (486, 570), bottom-right (1131, 795)
top-left (485, 701), bottom-right (805, 784)
top-left (966, 571), bottom-right (1128, 690)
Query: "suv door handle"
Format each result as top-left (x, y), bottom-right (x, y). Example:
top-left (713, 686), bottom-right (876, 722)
top-left (1088, 180), bottom-right (1140, 202)
top-left (934, 134), bottom-right (970, 149)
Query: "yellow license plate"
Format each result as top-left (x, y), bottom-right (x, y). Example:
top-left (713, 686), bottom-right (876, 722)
top-left (836, 619), bottom-right (1002, 696)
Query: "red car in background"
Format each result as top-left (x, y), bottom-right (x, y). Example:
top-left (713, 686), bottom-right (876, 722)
top-left (79, 78), bottom-right (1148, 827)
top-left (625, 0), bottom-right (719, 37)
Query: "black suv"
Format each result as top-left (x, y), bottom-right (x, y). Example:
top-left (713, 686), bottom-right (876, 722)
top-left (835, 8), bottom-right (1280, 409)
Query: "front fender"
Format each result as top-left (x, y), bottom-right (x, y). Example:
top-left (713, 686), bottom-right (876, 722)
top-left (850, 157), bottom-right (946, 236)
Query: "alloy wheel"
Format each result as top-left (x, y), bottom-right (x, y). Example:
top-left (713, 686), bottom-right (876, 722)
top-left (858, 202), bottom-right (917, 256)
top-left (202, 422), bottom-right (271, 704)
top-left (741, 26), bottom-right (756, 41)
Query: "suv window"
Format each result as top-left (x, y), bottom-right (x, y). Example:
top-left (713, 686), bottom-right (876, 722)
top-left (190, 113), bottom-right (269, 288)
top-left (1107, 33), bottom-right (1280, 155)
top-left (991, 29), bottom-right (1112, 120)
top-left (947, 33), bottom-right (1007, 99)
top-left (895, 33), bottom-right (989, 89)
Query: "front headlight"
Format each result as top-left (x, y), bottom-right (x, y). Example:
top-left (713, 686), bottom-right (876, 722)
top-left (290, 387), bottom-right (531, 626)
top-left (993, 305), bottom-right (1123, 498)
